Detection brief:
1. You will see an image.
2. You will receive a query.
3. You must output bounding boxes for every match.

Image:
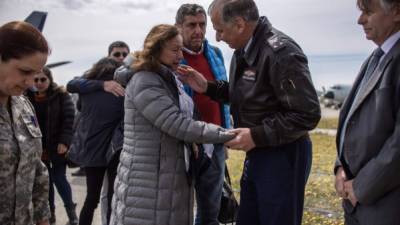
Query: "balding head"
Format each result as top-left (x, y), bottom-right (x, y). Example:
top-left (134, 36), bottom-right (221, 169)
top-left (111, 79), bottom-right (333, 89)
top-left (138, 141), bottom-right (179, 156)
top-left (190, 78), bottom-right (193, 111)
top-left (208, 0), bottom-right (258, 49)
top-left (208, 0), bottom-right (259, 24)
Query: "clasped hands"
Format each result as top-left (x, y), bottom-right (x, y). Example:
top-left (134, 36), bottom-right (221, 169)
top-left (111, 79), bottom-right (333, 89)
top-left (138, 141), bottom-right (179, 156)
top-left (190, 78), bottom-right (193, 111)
top-left (224, 128), bottom-right (256, 152)
top-left (335, 167), bottom-right (358, 206)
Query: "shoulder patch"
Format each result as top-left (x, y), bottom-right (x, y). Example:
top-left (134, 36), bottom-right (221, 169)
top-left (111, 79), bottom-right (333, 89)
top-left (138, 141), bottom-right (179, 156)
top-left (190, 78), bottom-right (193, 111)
top-left (267, 33), bottom-right (286, 52)
top-left (18, 96), bottom-right (36, 113)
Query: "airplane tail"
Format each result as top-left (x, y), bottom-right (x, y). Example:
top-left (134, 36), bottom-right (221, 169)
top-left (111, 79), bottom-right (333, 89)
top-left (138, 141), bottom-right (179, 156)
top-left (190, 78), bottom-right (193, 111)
top-left (24, 11), bottom-right (47, 32)
top-left (24, 11), bottom-right (72, 69)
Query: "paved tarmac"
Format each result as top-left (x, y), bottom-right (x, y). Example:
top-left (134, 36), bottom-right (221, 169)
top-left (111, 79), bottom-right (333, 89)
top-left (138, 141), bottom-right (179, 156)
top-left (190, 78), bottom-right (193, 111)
top-left (54, 169), bottom-right (101, 225)
top-left (320, 105), bottom-right (339, 118)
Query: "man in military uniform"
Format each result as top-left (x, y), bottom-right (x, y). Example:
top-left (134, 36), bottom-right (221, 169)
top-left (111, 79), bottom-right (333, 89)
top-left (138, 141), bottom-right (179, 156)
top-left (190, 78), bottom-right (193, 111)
top-left (180, 0), bottom-right (321, 224)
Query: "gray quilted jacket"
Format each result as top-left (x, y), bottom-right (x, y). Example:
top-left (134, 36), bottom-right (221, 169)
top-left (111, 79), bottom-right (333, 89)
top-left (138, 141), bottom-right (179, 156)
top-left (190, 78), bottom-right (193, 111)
top-left (110, 65), bottom-right (234, 225)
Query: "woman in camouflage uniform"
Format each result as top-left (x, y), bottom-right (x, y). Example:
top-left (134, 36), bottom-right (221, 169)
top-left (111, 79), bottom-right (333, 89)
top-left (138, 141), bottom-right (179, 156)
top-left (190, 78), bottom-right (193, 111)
top-left (0, 21), bottom-right (50, 225)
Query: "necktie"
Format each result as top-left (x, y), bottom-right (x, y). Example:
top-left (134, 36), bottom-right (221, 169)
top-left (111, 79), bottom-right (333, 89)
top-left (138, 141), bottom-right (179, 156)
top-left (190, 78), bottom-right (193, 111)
top-left (339, 47), bottom-right (384, 161)
top-left (362, 47), bottom-right (384, 86)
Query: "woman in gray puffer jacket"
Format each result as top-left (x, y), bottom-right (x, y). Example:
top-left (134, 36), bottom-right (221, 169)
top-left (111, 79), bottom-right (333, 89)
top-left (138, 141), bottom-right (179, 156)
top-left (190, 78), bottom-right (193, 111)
top-left (110, 24), bottom-right (234, 225)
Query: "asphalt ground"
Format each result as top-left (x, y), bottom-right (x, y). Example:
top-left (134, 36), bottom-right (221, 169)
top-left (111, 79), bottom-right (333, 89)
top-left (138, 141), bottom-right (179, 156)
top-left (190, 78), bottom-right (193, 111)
top-left (53, 169), bottom-right (101, 225)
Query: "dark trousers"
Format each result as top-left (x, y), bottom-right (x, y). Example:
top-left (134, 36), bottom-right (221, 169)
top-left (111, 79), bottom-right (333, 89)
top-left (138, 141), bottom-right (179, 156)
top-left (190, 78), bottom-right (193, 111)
top-left (194, 144), bottom-right (225, 225)
top-left (79, 153), bottom-right (119, 225)
top-left (44, 161), bottom-right (75, 211)
top-left (236, 137), bottom-right (311, 225)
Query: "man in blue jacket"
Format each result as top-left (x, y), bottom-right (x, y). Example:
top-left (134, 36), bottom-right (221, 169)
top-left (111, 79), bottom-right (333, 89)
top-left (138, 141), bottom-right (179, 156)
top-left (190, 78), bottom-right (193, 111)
top-left (175, 4), bottom-right (230, 225)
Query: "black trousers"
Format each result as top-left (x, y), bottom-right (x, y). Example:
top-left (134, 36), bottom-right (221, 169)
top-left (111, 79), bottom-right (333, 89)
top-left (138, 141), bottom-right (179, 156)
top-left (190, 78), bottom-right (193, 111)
top-left (79, 153), bottom-right (120, 225)
top-left (236, 137), bottom-right (311, 225)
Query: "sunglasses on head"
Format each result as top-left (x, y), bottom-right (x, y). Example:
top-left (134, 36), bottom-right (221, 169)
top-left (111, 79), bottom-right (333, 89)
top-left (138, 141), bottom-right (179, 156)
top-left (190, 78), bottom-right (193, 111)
top-left (34, 77), bottom-right (48, 83)
top-left (113, 52), bottom-right (128, 58)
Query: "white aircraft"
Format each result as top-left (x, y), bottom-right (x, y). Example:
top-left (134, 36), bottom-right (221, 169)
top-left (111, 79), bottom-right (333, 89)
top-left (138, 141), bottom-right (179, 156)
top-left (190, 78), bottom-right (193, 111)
top-left (320, 84), bottom-right (352, 109)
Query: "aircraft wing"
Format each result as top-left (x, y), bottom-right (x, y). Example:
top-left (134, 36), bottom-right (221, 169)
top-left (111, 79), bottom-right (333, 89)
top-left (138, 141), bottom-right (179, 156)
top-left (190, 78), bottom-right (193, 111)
top-left (46, 61), bottom-right (72, 69)
top-left (24, 11), bottom-right (47, 32)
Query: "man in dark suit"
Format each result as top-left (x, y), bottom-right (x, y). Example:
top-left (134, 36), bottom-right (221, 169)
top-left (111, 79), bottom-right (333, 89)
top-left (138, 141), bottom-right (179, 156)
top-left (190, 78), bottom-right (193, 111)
top-left (335, 0), bottom-right (400, 224)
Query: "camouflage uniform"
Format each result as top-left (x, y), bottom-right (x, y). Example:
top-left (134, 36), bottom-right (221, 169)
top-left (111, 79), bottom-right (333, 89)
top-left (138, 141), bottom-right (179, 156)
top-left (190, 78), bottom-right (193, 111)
top-left (0, 96), bottom-right (50, 225)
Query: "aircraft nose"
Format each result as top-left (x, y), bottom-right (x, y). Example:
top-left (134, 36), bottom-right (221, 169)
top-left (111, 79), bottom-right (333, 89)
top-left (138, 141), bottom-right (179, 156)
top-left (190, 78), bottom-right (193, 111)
top-left (324, 91), bottom-right (334, 99)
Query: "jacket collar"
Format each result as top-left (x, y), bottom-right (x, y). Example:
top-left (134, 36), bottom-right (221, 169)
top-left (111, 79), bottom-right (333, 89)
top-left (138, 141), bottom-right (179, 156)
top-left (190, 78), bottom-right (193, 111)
top-left (156, 64), bottom-right (175, 83)
top-left (381, 30), bottom-right (400, 55)
top-left (241, 16), bottom-right (272, 66)
top-left (25, 86), bottom-right (64, 102)
top-left (182, 44), bottom-right (204, 55)
top-left (156, 64), bottom-right (179, 96)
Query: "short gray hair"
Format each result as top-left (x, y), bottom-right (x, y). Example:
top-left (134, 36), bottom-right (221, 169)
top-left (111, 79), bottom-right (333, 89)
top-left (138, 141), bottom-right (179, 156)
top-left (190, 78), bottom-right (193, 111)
top-left (175, 4), bottom-right (207, 25)
top-left (208, 0), bottom-right (259, 23)
top-left (357, 0), bottom-right (399, 13)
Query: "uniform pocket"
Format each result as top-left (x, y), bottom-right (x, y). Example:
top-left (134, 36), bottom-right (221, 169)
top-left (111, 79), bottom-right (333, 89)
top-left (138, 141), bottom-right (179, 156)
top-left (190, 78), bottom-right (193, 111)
top-left (0, 122), bottom-right (9, 141)
top-left (0, 129), bottom-right (9, 141)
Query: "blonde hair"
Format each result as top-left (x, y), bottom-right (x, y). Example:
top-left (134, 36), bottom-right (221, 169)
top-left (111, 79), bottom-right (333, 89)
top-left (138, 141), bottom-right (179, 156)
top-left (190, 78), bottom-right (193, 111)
top-left (131, 24), bottom-right (179, 72)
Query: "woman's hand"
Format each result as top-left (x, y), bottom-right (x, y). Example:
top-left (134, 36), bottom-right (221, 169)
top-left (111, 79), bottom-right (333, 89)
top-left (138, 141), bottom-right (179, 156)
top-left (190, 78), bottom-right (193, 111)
top-left (103, 80), bottom-right (125, 97)
top-left (57, 143), bottom-right (68, 155)
top-left (176, 65), bottom-right (208, 93)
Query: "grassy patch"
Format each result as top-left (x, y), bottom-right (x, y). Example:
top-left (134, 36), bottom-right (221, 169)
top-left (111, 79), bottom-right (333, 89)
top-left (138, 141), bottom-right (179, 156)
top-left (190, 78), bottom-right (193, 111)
top-left (317, 118), bottom-right (339, 130)
top-left (225, 134), bottom-right (343, 224)
top-left (226, 150), bottom-right (245, 192)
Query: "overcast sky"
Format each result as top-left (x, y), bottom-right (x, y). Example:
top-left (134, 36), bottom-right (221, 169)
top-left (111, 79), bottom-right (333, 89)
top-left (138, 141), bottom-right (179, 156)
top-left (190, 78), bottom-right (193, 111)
top-left (0, 0), bottom-right (375, 87)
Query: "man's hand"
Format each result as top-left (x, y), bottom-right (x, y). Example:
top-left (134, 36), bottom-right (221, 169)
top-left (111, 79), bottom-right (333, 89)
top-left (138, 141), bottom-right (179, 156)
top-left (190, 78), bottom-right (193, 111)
top-left (224, 128), bottom-right (256, 152)
top-left (104, 80), bottom-right (125, 97)
top-left (177, 65), bottom-right (207, 93)
top-left (335, 166), bottom-right (347, 198)
top-left (57, 143), bottom-right (68, 154)
top-left (37, 219), bottom-right (50, 225)
top-left (344, 179), bottom-right (358, 206)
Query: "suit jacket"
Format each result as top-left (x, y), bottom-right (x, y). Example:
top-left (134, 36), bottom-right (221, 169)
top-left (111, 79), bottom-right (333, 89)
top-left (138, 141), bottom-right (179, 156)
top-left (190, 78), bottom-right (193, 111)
top-left (336, 38), bottom-right (400, 224)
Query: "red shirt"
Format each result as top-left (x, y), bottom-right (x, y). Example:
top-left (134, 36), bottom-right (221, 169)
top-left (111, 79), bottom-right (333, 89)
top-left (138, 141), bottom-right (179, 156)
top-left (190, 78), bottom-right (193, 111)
top-left (184, 51), bottom-right (222, 126)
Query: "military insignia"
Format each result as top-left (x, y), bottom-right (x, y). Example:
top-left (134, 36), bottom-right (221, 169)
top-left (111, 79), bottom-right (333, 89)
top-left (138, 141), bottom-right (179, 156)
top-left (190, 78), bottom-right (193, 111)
top-left (31, 115), bottom-right (38, 127)
top-left (21, 113), bottom-right (42, 138)
top-left (267, 33), bottom-right (285, 51)
top-left (242, 68), bottom-right (257, 81)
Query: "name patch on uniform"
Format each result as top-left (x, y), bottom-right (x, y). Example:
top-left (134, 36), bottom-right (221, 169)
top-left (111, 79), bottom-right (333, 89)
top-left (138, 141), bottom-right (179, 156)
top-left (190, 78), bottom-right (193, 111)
top-left (31, 115), bottom-right (38, 127)
top-left (242, 68), bottom-right (257, 81)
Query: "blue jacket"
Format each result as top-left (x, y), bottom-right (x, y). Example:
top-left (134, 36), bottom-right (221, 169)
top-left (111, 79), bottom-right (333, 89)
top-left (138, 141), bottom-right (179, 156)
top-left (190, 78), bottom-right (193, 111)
top-left (181, 40), bottom-right (231, 128)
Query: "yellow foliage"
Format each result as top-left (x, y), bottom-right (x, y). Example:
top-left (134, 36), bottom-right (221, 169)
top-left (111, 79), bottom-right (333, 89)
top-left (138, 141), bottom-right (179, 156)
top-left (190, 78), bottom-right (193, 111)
top-left (317, 118), bottom-right (339, 130)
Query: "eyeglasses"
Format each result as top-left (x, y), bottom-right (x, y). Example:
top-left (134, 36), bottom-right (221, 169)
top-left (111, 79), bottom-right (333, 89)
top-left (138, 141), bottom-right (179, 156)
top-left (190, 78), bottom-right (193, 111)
top-left (34, 77), bottom-right (48, 83)
top-left (112, 52), bottom-right (128, 58)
